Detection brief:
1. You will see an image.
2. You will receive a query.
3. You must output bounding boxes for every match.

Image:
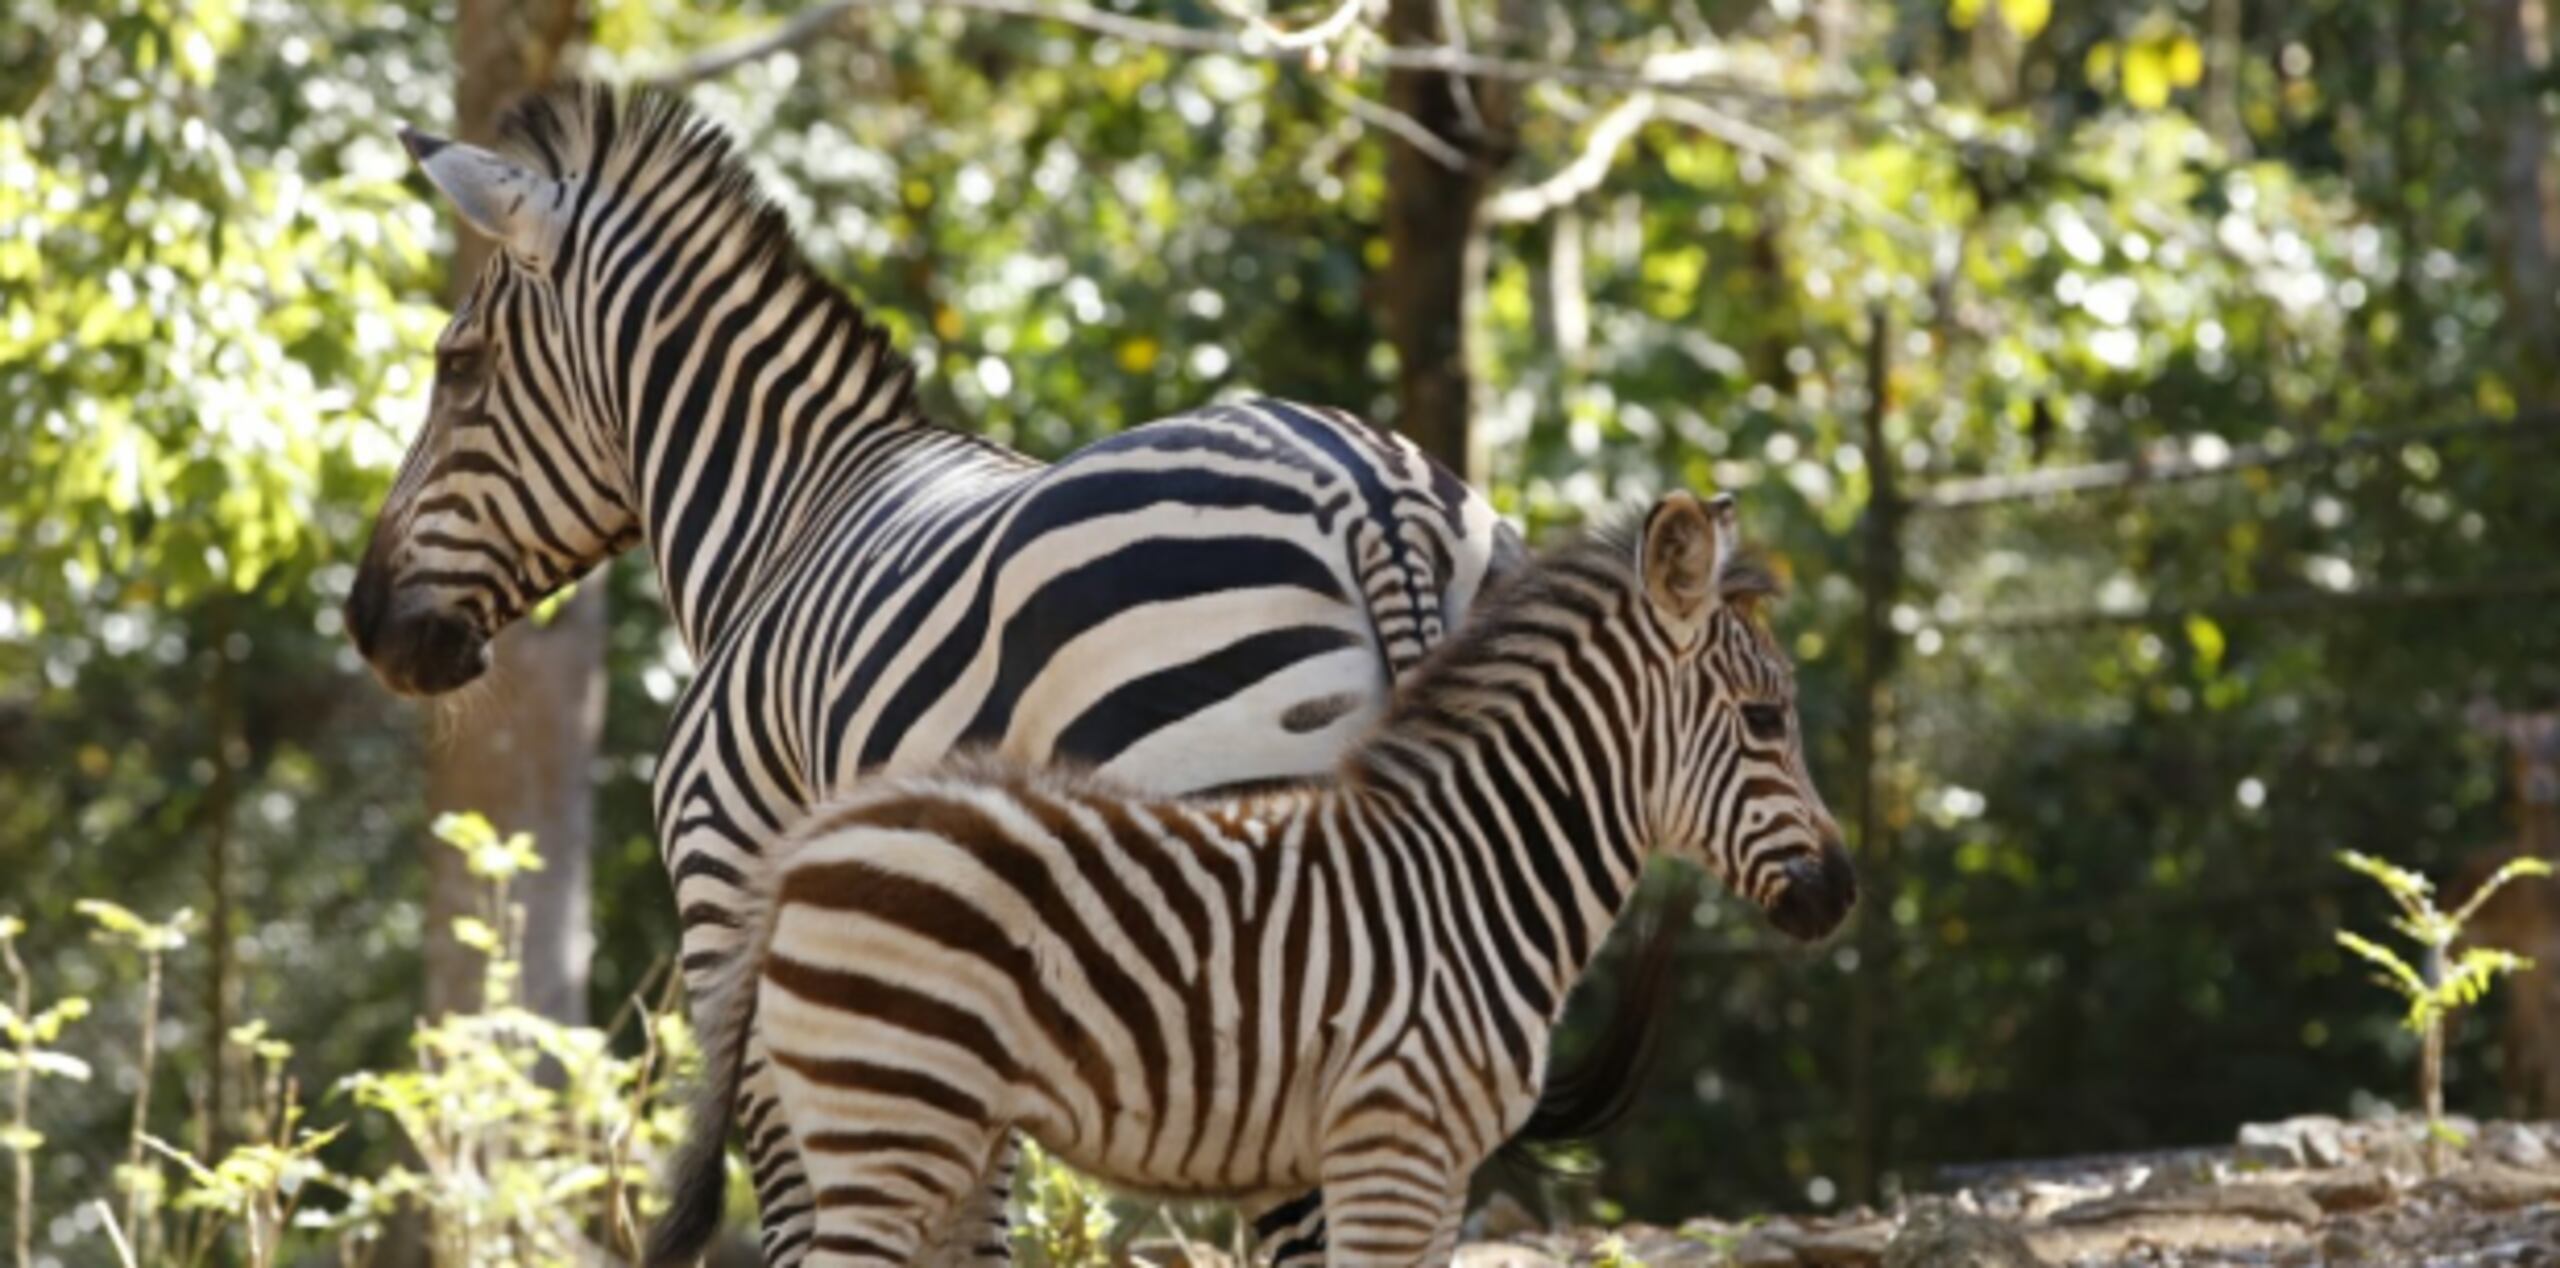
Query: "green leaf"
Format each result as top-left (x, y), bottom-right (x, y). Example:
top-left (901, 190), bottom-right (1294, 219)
top-left (2336, 930), bottom-right (2425, 999)
top-left (430, 811), bottom-right (499, 853)
top-left (2450, 856), bottom-right (2555, 928)
top-left (1998, 0), bottom-right (2052, 40)
top-left (75, 899), bottom-right (192, 952)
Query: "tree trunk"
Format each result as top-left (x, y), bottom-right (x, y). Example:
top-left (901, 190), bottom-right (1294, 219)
top-left (2204, 0), bottom-right (2248, 156)
top-left (1381, 0), bottom-right (1518, 483)
top-left (424, 0), bottom-right (596, 1027)
top-left (2474, 0), bottom-right (2560, 403)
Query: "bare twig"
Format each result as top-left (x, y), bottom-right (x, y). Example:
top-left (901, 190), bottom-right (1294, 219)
top-left (1204, 0), bottom-right (1372, 53)
top-left (645, 0), bottom-right (1827, 105)
top-left (1477, 46), bottom-right (1906, 232)
top-left (1653, 95), bottom-right (1926, 242)
top-left (91, 1201), bottom-right (138, 1268)
top-left (649, 2), bottom-right (871, 87)
top-left (1482, 89), bottom-right (1656, 222)
top-left (1314, 75), bottom-right (1466, 169)
top-left (5, 933), bottom-right (29, 1268)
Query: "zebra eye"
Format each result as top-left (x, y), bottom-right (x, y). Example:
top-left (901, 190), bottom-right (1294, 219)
top-left (437, 346), bottom-right (487, 384)
top-left (1741, 703), bottom-right (1787, 742)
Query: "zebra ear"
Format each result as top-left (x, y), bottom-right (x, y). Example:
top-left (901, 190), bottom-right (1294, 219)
top-left (401, 127), bottom-right (565, 261)
top-left (1639, 491), bottom-right (1724, 646)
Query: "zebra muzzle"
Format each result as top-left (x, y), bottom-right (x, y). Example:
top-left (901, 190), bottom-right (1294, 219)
top-left (1764, 840), bottom-right (1857, 942)
top-left (348, 585), bottom-right (492, 697)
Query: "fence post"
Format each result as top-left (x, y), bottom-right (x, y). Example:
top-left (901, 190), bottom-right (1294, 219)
top-left (1845, 304), bottom-right (1903, 1206)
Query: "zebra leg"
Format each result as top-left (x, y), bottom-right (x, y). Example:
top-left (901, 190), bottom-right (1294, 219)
top-left (1243, 1188), bottom-right (1329, 1266)
top-left (738, 1035), bottom-right (823, 1264)
top-left (1312, 1154), bottom-right (1461, 1268)
top-left (911, 1135), bottom-right (1018, 1265)
top-left (780, 1101), bottom-right (1000, 1266)
top-left (669, 899), bottom-right (822, 1263)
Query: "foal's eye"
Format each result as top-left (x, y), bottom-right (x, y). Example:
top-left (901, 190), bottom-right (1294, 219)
top-left (437, 347), bottom-right (486, 383)
top-left (1740, 703), bottom-right (1787, 742)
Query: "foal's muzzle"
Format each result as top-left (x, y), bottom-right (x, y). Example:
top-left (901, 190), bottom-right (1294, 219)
top-left (1765, 839), bottom-right (1858, 941)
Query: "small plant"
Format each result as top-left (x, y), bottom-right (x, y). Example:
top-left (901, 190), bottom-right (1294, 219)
top-left (2, 915), bottom-right (93, 1268)
top-left (0, 813), bottom-right (689, 1267)
top-left (2334, 848), bottom-right (2553, 1174)
top-left (74, 900), bottom-right (190, 1261)
top-left (340, 812), bottom-right (691, 1266)
top-left (1012, 1139), bottom-right (1118, 1267)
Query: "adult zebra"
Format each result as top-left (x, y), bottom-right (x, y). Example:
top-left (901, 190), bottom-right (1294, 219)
top-left (347, 84), bottom-right (1654, 1264)
top-left (647, 490), bottom-right (1856, 1266)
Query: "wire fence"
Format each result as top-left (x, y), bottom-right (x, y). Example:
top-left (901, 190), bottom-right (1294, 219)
top-left (1836, 398), bottom-right (2560, 1197)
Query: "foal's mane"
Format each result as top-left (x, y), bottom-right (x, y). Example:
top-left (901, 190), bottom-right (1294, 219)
top-left (1363, 509), bottom-right (1783, 750)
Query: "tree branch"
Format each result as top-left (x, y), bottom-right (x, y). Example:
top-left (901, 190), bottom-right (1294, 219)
top-left (1314, 75), bottom-right (1466, 170)
top-left (1482, 89), bottom-right (1655, 223)
top-left (1653, 95), bottom-right (1927, 243)
top-left (644, 0), bottom-right (1830, 105)
top-left (1203, 0), bottom-right (1375, 53)
top-left (647, 2), bottom-right (870, 88)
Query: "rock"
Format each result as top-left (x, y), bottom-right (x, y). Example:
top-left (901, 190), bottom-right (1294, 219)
top-left (2050, 1182), bottom-right (2323, 1228)
top-left (1782, 1224), bottom-right (1891, 1267)
top-left (2426, 1161), bottom-right (2560, 1210)
top-left (1617, 1225), bottom-right (1727, 1268)
top-left (2304, 1165), bottom-right (2397, 1213)
top-left (1729, 1230), bottom-right (1802, 1267)
top-left (1452, 1245), bottom-right (1565, 1268)
top-left (1467, 1191), bottom-right (1542, 1240)
top-left (1123, 1241), bottom-right (1233, 1268)
top-left (2030, 1183), bottom-right (2320, 1264)
top-left (1883, 1204), bottom-right (2045, 1268)
top-left (2480, 1120), bottom-right (2552, 1169)
top-left (2317, 1226), bottom-right (2378, 1262)
top-left (2364, 1130), bottom-right (2426, 1179)
top-left (2236, 1115), bottom-right (2350, 1169)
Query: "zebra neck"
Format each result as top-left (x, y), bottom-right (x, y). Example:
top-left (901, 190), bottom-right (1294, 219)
top-left (1349, 688), bottom-right (1653, 1014)
top-left (621, 302), bottom-right (953, 656)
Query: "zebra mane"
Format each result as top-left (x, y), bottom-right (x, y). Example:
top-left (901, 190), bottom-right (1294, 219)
top-left (490, 81), bottom-right (923, 415)
top-left (1363, 509), bottom-right (1780, 757)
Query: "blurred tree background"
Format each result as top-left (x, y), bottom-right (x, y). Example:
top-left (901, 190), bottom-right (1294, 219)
top-left (5, 0), bottom-right (2560, 1258)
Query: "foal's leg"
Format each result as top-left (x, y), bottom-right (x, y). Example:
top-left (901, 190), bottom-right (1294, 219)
top-left (1244, 1188), bottom-right (1329, 1266)
top-left (785, 1108), bottom-right (1003, 1267)
top-left (912, 1136), bottom-right (1020, 1265)
top-left (1313, 1154), bottom-right (1461, 1268)
top-left (1315, 1063), bottom-right (1465, 1268)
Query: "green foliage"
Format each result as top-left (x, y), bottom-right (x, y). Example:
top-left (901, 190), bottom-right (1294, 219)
top-left (2333, 848), bottom-right (2550, 1172)
top-left (0, 0), bottom-right (443, 621)
top-left (1012, 1139), bottom-right (1121, 1267)
top-left (0, 823), bottom-right (691, 1266)
top-left (335, 814), bottom-right (691, 1266)
top-left (6, 0), bottom-right (2560, 1239)
top-left (2334, 850), bottom-right (2548, 1037)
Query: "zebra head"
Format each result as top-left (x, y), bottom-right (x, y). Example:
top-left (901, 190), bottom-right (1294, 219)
top-left (1635, 491), bottom-right (1855, 941)
top-left (345, 101), bottom-right (638, 695)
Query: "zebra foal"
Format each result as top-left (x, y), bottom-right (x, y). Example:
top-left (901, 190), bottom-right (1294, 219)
top-left (648, 489), bottom-right (1857, 1266)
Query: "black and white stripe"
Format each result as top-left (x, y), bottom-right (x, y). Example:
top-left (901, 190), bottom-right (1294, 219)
top-left (648, 490), bottom-right (1857, 1266)
top-left (347, 85), bottom-right (1531, 1263)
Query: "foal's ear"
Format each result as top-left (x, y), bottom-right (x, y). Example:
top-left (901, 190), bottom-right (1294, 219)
top-left (401, 128), bottom-right (567, 265)
top-left (1639, 491), bottom-right (1729, 648)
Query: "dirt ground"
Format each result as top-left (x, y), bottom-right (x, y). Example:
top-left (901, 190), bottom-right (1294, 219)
top-left (1444, 1114), bottom-right (2560, 1267)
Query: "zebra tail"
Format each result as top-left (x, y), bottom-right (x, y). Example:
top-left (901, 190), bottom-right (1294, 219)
top-left (1506, 869), bottom-right (1697, 1150)
top-left (644, 895), bottom-right (774, 1265)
